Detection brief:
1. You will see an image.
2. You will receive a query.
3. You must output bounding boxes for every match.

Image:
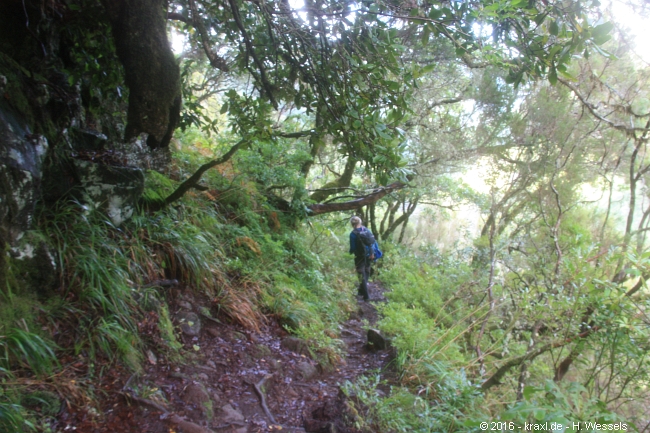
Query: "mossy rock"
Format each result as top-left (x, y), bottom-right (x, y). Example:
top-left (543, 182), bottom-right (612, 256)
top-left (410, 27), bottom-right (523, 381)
top-left (158, 303), bottom-right (182, 352)
top-left (252, 344), bottom-right (272, 359)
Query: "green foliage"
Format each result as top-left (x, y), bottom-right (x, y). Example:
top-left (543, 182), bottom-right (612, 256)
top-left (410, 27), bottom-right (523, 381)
top-left (158, 304), bottom-right (182, 353)
top-left (0, 400), bottom-right (33, 433)
top-left (20, 390), bottom-right (61, 417)
top-left (500, 381), bottom-right (628, 427)
top-left (344, 369), bottom-right (484, 433)
top-left (0, 328), bottom-right (58, 377)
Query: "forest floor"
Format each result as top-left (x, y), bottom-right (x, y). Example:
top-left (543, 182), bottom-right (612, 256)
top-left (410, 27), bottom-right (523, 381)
top-left (53, 281), bottom-right (395, 433)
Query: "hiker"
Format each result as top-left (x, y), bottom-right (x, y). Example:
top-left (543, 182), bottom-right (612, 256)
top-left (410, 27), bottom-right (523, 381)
top-left (349, 216), bottom-right (381, 301)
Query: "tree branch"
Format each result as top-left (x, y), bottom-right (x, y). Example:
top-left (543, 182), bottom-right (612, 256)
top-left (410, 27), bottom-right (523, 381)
top-left (227, 0), bottom-right (277, 107)
top-left (188, 0), bottom-right (229, 71)
top-left (307, 182), bottom-right (407, 216)
top-left (147, 139), bottom-right (248, 211)
top-left (558, 77), bottom-right (649, 136)
top-left (428, 96), bottom-right (464, 109)
top-left (167, 12), bottom-right (191, 24)
top-left (481, 326), bottom-right (599, 391)
top-left (308, 156), bottom-right (357, 202)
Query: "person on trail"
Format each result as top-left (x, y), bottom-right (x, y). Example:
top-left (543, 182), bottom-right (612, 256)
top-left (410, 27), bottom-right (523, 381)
top-left (349, 216), bottom-right (381, 301)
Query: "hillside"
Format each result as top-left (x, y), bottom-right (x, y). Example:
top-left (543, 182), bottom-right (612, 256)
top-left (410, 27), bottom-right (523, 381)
top-left (2, 0), bottom-right (650, 431)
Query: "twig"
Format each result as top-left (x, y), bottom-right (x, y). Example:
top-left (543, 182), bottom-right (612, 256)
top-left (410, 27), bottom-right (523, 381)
top-left (251, 374), bottom-right (276, 424)
top-left (122, 374), bottom-right (137, 391)
top-left (120, 392), bottom-right (168, 414)
top-left (141, 279), bottom-right (179, 289)
top-left (214, 422), bottom-right (246, 429)
top-left (199, 313), bottom-right (222, 325)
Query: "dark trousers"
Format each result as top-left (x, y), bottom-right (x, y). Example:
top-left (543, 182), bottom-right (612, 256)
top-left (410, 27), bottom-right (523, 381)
top-left (355, 256), bottom-right (371, 300)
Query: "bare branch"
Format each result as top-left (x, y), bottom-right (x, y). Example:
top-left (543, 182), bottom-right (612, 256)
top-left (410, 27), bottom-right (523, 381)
top-left (307, 182), bottom-right (407, 215)
top-left (188, 0), bottom-right (229, 71)
top-left (147, 139), bottom-right (248, 210)
top-left (558, 77), bottom-right (649, 136)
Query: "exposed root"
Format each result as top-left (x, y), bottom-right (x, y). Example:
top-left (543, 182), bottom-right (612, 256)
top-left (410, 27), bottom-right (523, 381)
top-left (120, 392), bottom-right (168, 413)
top-left (252, 374), bottom-right (276, 424)
top-left (169, 414), bottom-right (216, 433)
top-left (121, 391), bottom-right (216, 433)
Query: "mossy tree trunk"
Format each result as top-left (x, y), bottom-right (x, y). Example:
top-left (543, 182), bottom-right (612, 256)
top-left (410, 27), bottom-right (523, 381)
top-left (102, 0), bottom-right (181, 149)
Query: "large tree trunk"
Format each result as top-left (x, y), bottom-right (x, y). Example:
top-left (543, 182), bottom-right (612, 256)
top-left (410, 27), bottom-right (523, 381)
top-left (103, 0), bottom-right (181, 149)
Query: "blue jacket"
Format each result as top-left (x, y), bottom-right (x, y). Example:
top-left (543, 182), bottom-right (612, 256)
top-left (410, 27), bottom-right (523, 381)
top-left (349, 230), bottom-right (359, 255)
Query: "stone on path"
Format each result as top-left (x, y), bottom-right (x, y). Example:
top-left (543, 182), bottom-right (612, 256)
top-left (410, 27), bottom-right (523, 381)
top-left (177, 311), bottom-right (201, 336)
top-left (367, 328), bottom-right (387, 350)
top-left (297, 361), bottom-right (319, 380)
top-left (221, 404), bottom-right (245, 423)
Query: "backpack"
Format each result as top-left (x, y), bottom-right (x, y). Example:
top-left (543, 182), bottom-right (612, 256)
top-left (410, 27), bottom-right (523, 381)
top-left (355, 227), bottom-right (376, 249)
top-left (355, 227), bottom-right (383, 260)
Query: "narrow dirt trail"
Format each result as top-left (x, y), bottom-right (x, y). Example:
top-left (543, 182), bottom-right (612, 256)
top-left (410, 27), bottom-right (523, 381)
top-left (58, 282), bottom-right (394, 432)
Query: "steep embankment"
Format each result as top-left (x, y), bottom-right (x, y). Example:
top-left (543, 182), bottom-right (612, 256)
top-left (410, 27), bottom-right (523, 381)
top-left (55, 282), bottom-right (393, 433)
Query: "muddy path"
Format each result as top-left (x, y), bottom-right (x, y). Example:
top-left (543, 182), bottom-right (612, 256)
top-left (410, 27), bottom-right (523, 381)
top-left (57, 282), bottom-right (394, 432)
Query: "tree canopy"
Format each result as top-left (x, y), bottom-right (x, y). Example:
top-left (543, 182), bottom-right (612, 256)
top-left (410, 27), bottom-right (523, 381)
top-left (0, 0), bottom-right (624, 214)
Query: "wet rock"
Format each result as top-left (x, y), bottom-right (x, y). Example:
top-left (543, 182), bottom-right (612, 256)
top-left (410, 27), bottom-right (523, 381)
top-left (183, 382), bottom-right (212, 419)
top-left (170, 371), bottom-right (190, 381)
top-left (6, 233), bottom-right (57, 297)
top-left (0, 104), bottom-right (48, 244)
top-left (177, 312), bottom-right (201, 336)
top-left (0, 102), bottom-right (56, 294)
top-left (169, 414), bottom-right (215, 433)
top-left (178, 300), bottom-right (193, 310)
top-left (253, 344), bottom-right (272, 359)
top-left (281, 337), bottom-right (310, 356)
top-left (140, 294), bottom-right (162, 312)
top-left (68, 127), bottom-right (108, 151)
top-left (183, 382), bottom-right (210, 405)
top-left (270, 359), bottom-right (283, 372)
top-left (220, 404), bottom-right (245, 423)
top-left (71, 159), bottom-right (144, 226)
top-left (297, 361), bottom-right (318, 380)
top-left (305, 396), bottom-right (350, 433)
top-left (367, 328), bottom-right (387, 350)
top-left (304, 419), bottom-right (338, 432)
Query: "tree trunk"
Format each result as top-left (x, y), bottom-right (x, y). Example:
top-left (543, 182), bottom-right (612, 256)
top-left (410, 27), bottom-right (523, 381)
top-left (383, 198), bottom-right (418, 241)
top-left (300, 107), bottom-right (323, 177)
top-left (103, 0), bottom-right (181, 149)
top-left (369, 202), bottom-right (378, 236)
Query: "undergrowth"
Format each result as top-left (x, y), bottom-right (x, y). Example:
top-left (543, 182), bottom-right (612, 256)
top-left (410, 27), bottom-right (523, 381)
top-left (344, 245), bottom-right (641, 432)
top-left (1, 142), bottom-right (355, 430)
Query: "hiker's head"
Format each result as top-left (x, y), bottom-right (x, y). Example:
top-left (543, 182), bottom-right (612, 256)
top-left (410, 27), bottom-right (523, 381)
top-left (350, 216), bottom-right (362, 228)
